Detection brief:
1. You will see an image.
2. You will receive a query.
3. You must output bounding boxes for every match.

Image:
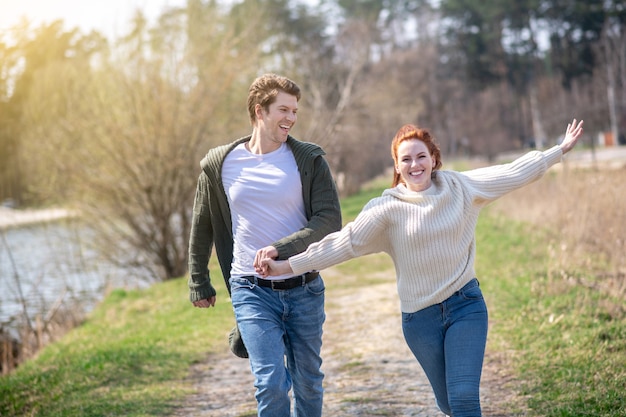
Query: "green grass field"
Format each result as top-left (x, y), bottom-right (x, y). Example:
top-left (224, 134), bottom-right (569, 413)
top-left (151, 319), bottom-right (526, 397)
top-left (1, 183), bottom-right (624, 416)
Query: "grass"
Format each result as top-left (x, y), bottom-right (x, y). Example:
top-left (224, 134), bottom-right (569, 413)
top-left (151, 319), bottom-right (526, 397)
top-left (484, 167), bottom-right (626, 416)
top-left (1, 170), bottom-right (624, 416)
top-left (0, 273), bottom-right (237, 417)
top-left (476, 212), bottom-right (626, 417)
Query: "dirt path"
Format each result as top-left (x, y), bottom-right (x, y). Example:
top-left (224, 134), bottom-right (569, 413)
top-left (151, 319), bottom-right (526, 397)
top-left (171, 275), bottom-right (527, 417)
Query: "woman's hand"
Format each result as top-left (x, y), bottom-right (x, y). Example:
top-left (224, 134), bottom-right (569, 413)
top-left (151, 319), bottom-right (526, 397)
top-left (256, 258), bottom-right (294, 277)
top-left (254, 245), bottom-right (278, 271)
top-left (559, 119), bottom-right (584, 154)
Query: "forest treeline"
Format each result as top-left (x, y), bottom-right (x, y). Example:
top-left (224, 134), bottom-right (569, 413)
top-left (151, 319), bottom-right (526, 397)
top-left (1, 0), bottom-right (624, 281)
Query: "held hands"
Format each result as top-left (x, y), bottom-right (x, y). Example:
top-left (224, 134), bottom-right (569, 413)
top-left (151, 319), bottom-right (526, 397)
top-left (560, 119), bottom-right (584, 154)
top-left (255, 258), bottom-right (294, 277)
top-left (253, 245), bottom-right (278, 275)
top-left (253, 245), bottom-right (294, 277)
top-left (253, 245), bottom-right (275, 277)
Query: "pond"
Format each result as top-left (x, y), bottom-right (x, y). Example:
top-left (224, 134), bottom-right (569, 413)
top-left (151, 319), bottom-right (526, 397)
top-left (0, 220), bottom-right (148, 336)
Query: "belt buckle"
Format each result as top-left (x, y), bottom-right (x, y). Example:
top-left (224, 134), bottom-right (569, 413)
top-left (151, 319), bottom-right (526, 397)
top-left (270, 279), bottom-right (286, 290)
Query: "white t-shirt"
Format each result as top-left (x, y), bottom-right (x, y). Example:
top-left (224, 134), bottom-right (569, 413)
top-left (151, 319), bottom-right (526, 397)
top-left (222, 142), bottom-right (306, 280)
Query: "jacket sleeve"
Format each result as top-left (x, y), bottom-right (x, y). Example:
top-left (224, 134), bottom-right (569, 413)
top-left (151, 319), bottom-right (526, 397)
top-left (187, 173), bottom-right (218, 302)
top-left (272, 154), bottom-right (343, 259)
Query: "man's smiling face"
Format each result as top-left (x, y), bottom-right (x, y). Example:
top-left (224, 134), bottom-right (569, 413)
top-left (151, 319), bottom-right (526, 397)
top-left (257, 91), bottom-right (298, 146)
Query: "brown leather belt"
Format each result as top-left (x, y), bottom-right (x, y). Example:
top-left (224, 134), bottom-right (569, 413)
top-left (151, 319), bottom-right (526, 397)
top-left (242, 271), bottom-right (319, 290)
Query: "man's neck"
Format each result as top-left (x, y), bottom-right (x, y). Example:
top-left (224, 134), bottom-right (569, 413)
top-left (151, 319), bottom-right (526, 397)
top-left (247, 130), bottom-right (283, 154)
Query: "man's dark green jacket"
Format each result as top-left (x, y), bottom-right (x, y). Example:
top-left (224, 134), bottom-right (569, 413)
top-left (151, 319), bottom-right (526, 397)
top-left (188, 135), bottom-right (342, 302)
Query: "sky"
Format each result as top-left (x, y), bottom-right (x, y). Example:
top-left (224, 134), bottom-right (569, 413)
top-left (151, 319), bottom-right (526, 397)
top-left (0, 0), bottom-right (188, 39)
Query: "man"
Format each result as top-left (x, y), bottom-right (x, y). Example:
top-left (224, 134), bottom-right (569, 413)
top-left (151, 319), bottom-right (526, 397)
top-left (188, 73), bottom-right (342, 417)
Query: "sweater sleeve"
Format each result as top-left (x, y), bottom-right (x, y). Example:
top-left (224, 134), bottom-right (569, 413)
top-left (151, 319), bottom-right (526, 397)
top-left (288, 200), bottom-right (389, 275)
top-left (460, 145), bottom-right (563, 205)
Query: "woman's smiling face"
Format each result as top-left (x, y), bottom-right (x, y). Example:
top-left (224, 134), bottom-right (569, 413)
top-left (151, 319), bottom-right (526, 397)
top-left (396, 139), bottom-right (436, 192)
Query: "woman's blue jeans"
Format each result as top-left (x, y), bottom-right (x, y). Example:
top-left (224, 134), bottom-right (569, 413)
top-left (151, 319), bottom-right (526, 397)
top-left (402, 278), bottom-right (488, 417)
top-left (230, 275), bottom-right (326, 417)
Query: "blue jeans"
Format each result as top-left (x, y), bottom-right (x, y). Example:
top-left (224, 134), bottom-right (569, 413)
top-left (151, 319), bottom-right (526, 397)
top-left (230, 276), bottom-right (326, 417)
top-left (402, 278), bottom-right (488, 417)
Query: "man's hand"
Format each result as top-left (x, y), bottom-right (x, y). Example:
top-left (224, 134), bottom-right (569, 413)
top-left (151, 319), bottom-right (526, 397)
top-left (193, 296), bottom-right (216, 308)
top-left (254, 245), bottom-right (278, 275)
top-left (256, 258), bottom-right (294, 277)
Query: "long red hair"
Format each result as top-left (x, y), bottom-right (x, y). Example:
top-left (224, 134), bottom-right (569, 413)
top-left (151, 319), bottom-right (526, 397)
top-left (391, 124), bottom-right (442, 187)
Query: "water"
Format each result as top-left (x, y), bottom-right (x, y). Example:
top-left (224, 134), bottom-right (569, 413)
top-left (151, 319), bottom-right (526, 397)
top-left (0, 221), bottom-right (143, 335)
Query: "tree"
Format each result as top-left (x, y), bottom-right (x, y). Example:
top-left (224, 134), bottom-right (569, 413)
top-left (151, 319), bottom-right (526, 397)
top-left (541, 0), bottom-right (606, 88)
top-left (0, 20), bottom-right (102, 204)
top-left (19, 3), bottom-right (262, 281)
top-left (0, 36), bottom-right (21, 202)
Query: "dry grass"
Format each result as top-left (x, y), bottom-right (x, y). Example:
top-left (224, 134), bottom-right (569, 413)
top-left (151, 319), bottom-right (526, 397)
top-left (491, 164), bottom-right (626, 301)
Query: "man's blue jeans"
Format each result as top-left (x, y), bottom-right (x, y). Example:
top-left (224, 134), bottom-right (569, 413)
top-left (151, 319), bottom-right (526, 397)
top-left (402, 278), bottom-right (488, 417)
top-left (230, 275), bottom-right (326, 417)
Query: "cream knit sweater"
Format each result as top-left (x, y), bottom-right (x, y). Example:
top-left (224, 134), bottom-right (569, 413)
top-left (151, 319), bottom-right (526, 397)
top-left (289, 146), bottom-right (564, 313)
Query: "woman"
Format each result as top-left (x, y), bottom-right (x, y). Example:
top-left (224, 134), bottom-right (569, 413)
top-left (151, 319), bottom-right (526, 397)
top-left (255, 119), bottom-right (584, 417)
